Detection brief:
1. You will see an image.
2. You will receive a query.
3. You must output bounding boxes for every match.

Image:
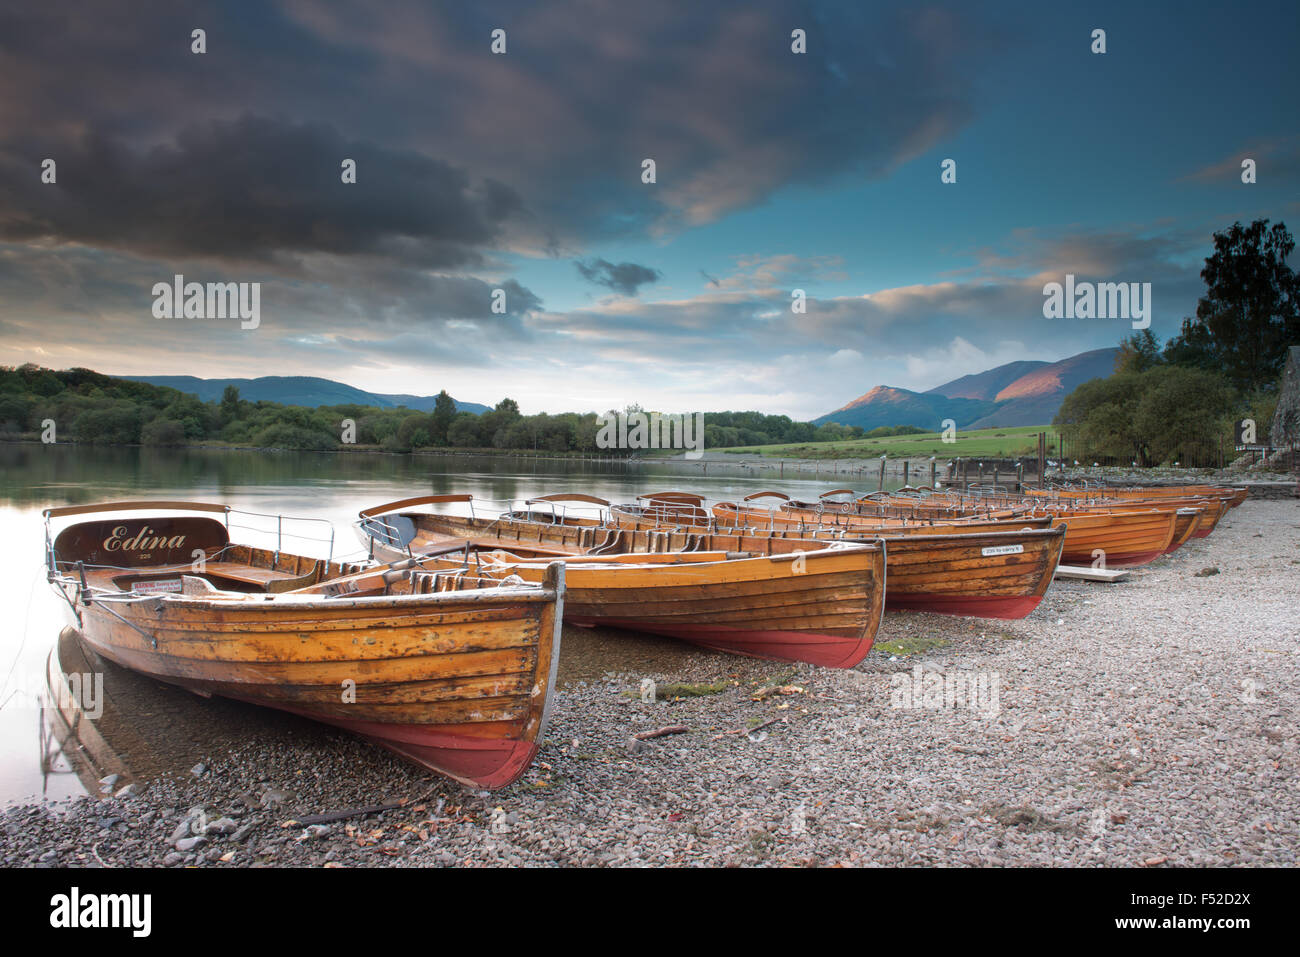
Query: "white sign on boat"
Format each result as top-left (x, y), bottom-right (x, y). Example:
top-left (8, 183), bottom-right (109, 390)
top-left (981, 544), bottom-right (1024, 557)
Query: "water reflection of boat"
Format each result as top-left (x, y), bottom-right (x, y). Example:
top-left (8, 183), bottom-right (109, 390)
top-left (42, 625), bottom-right (404, 798)
top-left (42, 626), bottom-right (135, 796)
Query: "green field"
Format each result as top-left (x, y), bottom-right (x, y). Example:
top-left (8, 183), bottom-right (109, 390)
top-left (712, 425), bottom-right (1061, 460)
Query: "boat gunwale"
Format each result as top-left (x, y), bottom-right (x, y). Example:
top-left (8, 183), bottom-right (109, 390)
top-left (81, 584), bottom-right (558, 614)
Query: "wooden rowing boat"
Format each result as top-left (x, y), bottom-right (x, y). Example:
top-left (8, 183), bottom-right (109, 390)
top-left (705, 494), bottom-right (1052, 536)
top-left (612, 495), bottom-right (1066, 618)
top-left (360, 495), bottom-right (1066, 620)
top-left (997, 487), bottom-right (1230, 531)
top-left (1037, 508), bottom-right (1178, 566)
top-left (872, 528), bottom-right (1064, 617)
top-left (607, 491), bottom-right (1052, 537)
top-left (1026, 484), bottom-right (1246, 508)
top-left (44, 501), bottom-right (566, 789)
top-left (368, 542), bottom-right (887, 669)
top-left (854, 489), bottom-right (1211, 561)
top-left (787, 488), bottom-right (1033, 522)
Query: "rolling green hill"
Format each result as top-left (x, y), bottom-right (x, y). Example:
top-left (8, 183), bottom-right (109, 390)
top-left (125, 375), bottom-right (488, 414)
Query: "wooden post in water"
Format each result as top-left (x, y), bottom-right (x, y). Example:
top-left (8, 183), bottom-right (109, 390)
top-left (930, 458), bottom-right (937, 488)
top-left (878, 455), bottom-right (886, 491)
top-left (902, 460), bottom-right (909, 486)
top-left (1037, 432), bottom-right (1046, 489)
top-left (992, 465), bottom-right (999, 487)
top-left (1017, 460), bottom-right (1024, 491)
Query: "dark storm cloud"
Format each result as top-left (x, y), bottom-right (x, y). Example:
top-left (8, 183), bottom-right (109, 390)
top-left (274, 256), bottom-right (542, 322)
top-left (333, 0), bottom-right (1000, 241)
top-left (574, 258), bottom-right (662, 296)
top-left (0, 115), bottom-right (524, 267)
top-left (0, 241), bottom-right (534, 373)
top-left (0, 242), bottom-right (541, 337)
top-left (0, 1), bottom-right (1002, 252)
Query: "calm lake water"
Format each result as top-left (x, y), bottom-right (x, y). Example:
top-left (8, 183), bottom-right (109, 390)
top-left (0, 443), bottom-right (898, 804)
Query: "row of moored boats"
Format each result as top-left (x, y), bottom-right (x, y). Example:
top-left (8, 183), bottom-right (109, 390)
top-left (44, 482), bottom-right (1244, 788)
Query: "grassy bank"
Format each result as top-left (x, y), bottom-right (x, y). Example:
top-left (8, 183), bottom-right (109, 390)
top-left (710, 425), bottom-right (1061, 460)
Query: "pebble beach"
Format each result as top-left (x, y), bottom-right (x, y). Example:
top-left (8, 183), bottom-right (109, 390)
top-left (3, 497), bottom-right (1296, 868)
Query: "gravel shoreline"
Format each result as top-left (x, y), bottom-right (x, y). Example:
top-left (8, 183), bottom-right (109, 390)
top-left (3, 499), bottom-right (1296, 867)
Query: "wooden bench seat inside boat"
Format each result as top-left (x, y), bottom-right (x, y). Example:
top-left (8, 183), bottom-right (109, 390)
top-left (101, 546), bottom-right (355, 594)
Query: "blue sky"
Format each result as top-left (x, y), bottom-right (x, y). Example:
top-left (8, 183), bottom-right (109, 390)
top-left (1, 0), bottom-right (1296, 418)
top-left (512, 1), bottom-right (1297, 311)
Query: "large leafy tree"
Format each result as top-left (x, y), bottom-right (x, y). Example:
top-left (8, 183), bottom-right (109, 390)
top-left (429, 390), bottom-right (457, 444)
top-left (219, 384), bottom-right (241, 422)
top-left (1055, 372), bottom-right (1148, 463)
top-left (1165, 219), bottom-right (1299, 391)
top-left (1055, 366), bottom-right (1236, 466)
top-left (479, 397), bottom-right (522, 447)
top-left (1114, 329), bottom-right (1164, 375)
top-left (1131, 366), bottom-right (1237, 465)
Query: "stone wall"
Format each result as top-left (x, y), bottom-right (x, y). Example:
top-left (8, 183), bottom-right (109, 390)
top-left (1271, 345), bottom-right (1300, 445)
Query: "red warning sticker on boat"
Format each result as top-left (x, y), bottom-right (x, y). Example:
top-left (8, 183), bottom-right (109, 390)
top-left (981, 544), bottom-right (1024, 557)
top-left (130, 578), bottom-right (183, 595)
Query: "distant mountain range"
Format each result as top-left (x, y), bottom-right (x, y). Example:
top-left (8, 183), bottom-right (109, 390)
top-left (815, 347), bottom-right (1119, 430)
top-left (125, 375), bottom-right (490, 415)
top-left (126, 349), bottom-right (1116, 428)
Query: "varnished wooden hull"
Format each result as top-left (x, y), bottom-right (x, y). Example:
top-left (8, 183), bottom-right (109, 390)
top-left (1023, 485), bottom-right (1243, 522)
top-left (1049, 496), bottom-right (1225, 537)
top-left (58, 578), bottom-right (564, 789)
top-left (411, 548), bottom-right (886, 668)
top-left (865, 489), bottom-right (1223, 553)
top-left (1048, 510), bottom-right (1178, 566)
top-left (849, 498), bottom-right (1028, 522)
top-left (1000, 499), bottom-right (1214, 555)
top-left (706, 503), bottom-right (1052, 536)
top-left (372, 507), bottom-right (1065, 621)
top-left (1062, 498), bottom-right (1224, 538)
top-left (1019, 499), bottom-right (1219, 545)
top-left (874, 528), bottom-right (1065, 618)
top-left (823, 487), bottom-right (1227, 571)
top-left (294, 711), bottom-right (541, 789)
top-left (606, 505), bottom-right (1065, 618)
top-left (1027, 484), bottom-right (1244, 505)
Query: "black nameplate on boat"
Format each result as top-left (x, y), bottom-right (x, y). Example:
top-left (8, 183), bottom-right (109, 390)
top-left (54, 517), bottom-right (230, 568)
